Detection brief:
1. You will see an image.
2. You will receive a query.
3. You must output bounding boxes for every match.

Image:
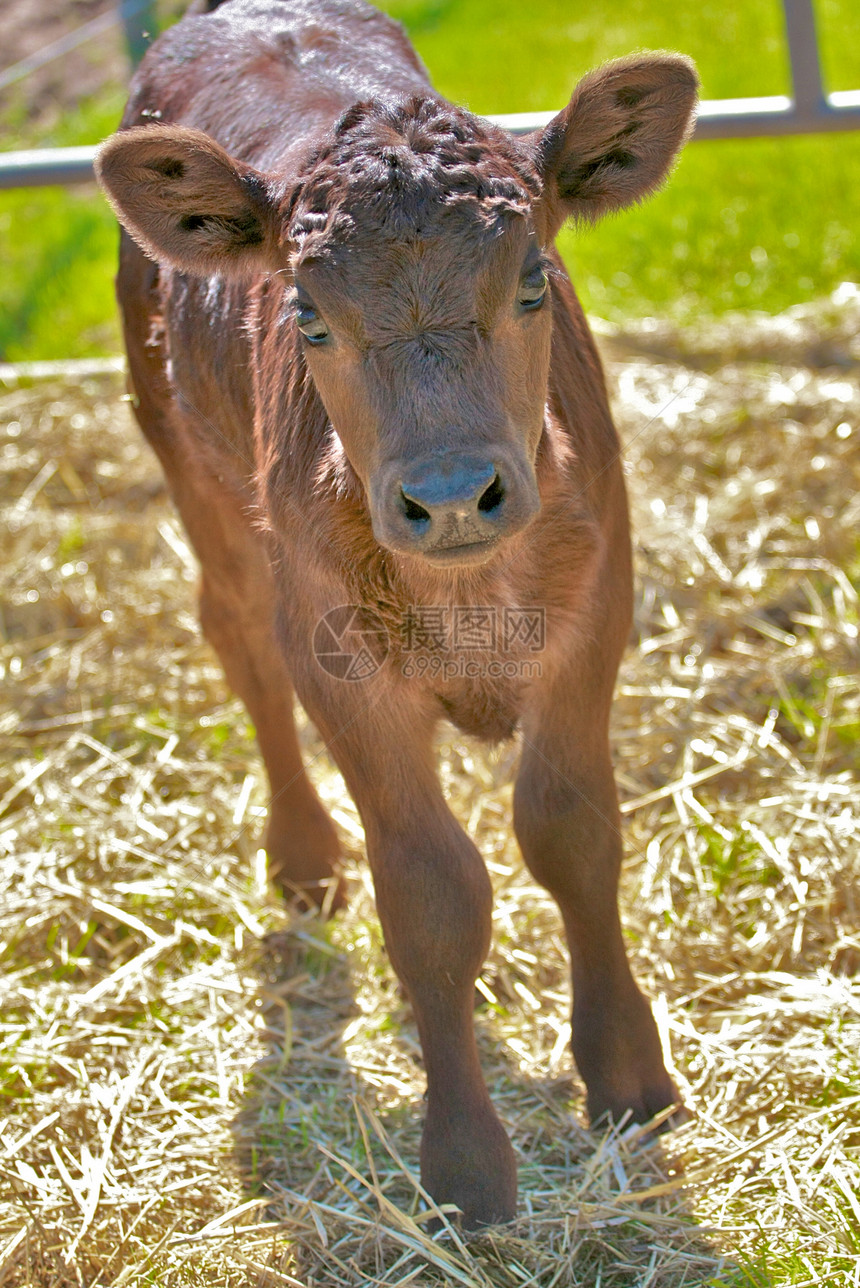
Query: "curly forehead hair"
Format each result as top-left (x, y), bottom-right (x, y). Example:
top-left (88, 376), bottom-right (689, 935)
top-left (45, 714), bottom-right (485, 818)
top-left (286, 95), bottom-right (541, 242)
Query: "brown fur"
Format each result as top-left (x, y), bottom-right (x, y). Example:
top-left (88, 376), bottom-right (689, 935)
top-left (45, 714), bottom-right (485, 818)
top-left (96, 0), bottom-right (697, 1227)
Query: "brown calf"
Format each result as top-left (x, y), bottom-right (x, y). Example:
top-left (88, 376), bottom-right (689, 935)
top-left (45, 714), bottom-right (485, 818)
top-left (96, 0), bottom-right (698, 1227)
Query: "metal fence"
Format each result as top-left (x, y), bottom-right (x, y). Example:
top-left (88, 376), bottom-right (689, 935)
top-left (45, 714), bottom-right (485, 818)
top-left (0, 0), bottom-right (858, 190)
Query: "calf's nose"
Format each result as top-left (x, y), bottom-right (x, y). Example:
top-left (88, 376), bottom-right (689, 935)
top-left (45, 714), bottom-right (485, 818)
top-left (370, 447), bottom-right (540, 564)
top-left (399, 456), bottom-right (503, 529)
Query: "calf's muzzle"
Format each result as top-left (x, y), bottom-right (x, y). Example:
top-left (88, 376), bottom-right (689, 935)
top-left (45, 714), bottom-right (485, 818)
top-left (371, 447), bottom-right (541, 566)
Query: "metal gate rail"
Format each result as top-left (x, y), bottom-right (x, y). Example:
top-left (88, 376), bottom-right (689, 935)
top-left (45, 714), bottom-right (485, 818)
top-left (0, 0), bottom-right (858, 190)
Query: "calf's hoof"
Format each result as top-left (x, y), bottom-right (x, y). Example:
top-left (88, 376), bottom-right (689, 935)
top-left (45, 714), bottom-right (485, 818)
top-left (421, 1102), bottom-right (517, 1228)
top-left (265, 805), bottom-right (345, 914)
top-left (574, 987), bottom-right (688, 1133)
top-left (587, 1072), bottom-right (689, 1134)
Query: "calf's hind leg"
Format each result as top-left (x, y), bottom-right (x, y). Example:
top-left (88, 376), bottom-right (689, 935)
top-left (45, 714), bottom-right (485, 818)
top-left (118, 239), bottom-right (340, 908)
top-left (194, 534), bottom-right (343, 910)
top-left (136, 443), bottom-right (341, 907)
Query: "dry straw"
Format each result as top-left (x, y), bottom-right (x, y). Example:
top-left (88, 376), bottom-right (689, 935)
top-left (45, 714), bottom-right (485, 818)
top-left (1, 287), bottom-right (858, 1285)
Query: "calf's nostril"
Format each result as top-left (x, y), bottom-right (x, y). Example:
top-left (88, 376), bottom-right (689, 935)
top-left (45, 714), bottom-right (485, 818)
top-left (477, 473), bottom-right (505, 515)
top-left (400, 490), bottom-right (432, 524)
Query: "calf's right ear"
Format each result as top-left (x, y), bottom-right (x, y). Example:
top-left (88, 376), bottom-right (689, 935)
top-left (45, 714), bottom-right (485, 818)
top-left (95, 125), bottom-right (283, 277)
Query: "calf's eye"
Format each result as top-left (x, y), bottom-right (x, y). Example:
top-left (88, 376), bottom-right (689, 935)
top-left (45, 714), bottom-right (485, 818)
top-left (518, 267), bottom-right (548, 311)
top-left (295, 302), bottom-right (329, 343)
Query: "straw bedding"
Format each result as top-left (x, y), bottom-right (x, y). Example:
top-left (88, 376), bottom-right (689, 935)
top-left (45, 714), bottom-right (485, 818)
top-left (1, 287), bottom-right (858, 1286)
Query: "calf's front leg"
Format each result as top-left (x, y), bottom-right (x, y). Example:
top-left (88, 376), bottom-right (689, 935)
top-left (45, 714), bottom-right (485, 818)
top-left (291, 674), bottom-right (516, 1226)
top-left (365, 800), bottom-right (516, 1225)
top-left (514, 680), bottom-right (683, 1129)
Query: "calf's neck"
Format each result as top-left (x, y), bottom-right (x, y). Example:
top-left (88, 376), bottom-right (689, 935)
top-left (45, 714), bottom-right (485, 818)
top-left (96, 0), bottom-right (698, 1226)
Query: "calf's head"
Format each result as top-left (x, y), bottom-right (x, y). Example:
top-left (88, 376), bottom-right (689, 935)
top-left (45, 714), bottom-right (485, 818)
top-left (97, 55), bottom-right (697, 567)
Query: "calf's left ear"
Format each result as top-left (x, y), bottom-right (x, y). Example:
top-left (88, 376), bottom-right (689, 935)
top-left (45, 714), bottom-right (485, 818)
top-left (533, 54), bottom-right (698, 239)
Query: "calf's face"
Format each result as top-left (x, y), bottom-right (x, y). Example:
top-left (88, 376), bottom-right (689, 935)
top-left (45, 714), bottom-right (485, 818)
top-left (286, 127), bottom-right (552, 565)
top-left (96, 56), bottom-right (697, 566)
top-left (298, 234), bottom-right (549, 565)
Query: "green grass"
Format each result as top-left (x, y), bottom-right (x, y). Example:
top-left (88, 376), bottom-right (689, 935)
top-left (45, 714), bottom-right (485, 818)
top-left (0, 185), bottom-right (122, 359)
top-left (0, 93), bottom-right (127, 360)
top-left (1, 0), bottom-right (859, 358)
top-left (560, 132), bottom-right (859, 322)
